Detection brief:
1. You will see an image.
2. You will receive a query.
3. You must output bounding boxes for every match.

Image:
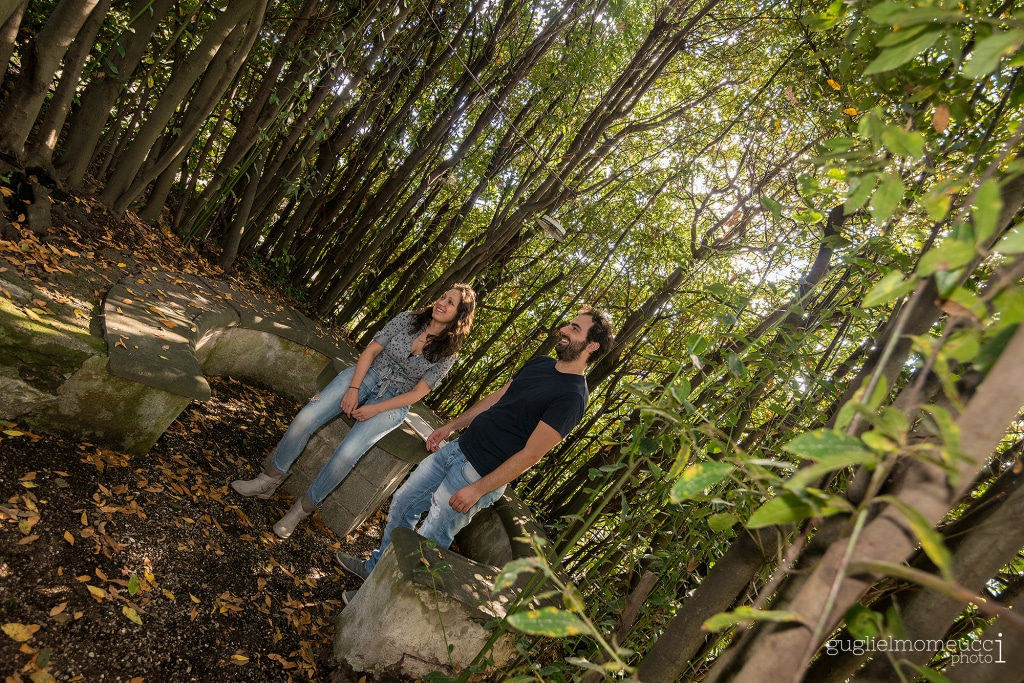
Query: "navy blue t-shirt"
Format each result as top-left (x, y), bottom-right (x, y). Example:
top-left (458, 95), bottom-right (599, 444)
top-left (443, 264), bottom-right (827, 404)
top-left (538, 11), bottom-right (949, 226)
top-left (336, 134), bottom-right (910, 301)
top-left (459, 356), bottom-right (589, 476)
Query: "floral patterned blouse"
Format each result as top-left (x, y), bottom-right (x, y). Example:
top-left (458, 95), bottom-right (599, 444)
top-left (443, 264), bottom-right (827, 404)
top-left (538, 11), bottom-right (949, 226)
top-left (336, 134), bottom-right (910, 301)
top-left (368, 312), bottom-right (455, 397)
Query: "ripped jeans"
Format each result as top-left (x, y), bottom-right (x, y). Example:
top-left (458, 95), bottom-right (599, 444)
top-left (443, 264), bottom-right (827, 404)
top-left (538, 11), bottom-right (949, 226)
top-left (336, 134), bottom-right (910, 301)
top-left (365, 439), bottom-right (505, 572)
top-left (270, 364), bottom-right (407, 506)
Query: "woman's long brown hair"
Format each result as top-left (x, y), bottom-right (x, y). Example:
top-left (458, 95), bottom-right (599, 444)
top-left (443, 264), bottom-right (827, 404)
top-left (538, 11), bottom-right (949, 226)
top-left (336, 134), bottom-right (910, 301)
top-left (408, 283), bottom-right (476, 363)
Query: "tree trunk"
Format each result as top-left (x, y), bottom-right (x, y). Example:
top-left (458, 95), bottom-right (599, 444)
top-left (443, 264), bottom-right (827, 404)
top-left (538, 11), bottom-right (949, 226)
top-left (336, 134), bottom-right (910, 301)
top-left (55, 0), bottom-right (176, 186)
top-left (0, 0), bottom-right (27, 86)
top-left (27, 0), bottom-right (112, 164)
top-left (101, 0), bottom-right (264, 210)
top-left (0, 0), bottom-right (102, 156)
top-left (219, 153), bottom-right (265, 272)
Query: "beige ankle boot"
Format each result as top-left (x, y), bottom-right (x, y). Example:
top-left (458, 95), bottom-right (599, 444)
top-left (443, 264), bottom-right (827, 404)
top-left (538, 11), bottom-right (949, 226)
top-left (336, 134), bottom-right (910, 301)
top-left (230, 464), bottom-right (288, 499)
top-left (273, 495), bottom-right (316, 539)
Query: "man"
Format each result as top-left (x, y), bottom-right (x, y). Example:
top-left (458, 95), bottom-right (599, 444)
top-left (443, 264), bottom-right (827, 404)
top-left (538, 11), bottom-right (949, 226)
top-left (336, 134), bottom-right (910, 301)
top-left (335, 306), bottom-right (613, 596)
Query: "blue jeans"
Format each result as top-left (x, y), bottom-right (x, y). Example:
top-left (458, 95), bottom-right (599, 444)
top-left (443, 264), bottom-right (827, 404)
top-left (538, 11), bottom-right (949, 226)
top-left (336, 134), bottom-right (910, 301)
top-left (270, 365), bottom-right (408, 506)
top-left (365, 439), bottom-right (506, 572)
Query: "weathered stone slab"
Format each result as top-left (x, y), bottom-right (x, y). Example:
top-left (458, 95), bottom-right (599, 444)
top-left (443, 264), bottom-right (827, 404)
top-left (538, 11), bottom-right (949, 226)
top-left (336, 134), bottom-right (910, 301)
top-left (198, 327), bottom-right (330, 403)
top-left (334, 499), bottom-right (565, 678)
top-left (334, 527), bottom-right (520, 679)
top-left (23, 356), bottom-right (190, 454)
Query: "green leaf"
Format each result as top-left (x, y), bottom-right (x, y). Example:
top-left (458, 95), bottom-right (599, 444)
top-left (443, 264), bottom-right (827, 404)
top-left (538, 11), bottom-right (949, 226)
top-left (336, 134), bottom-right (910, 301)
top-left (670, 462), bottom-right (734, 503)
top-left (874, 407), bottom-right (910, 442)
top-left (786, 451), bottom-right (879, 491)
top-left (861, 429), bottom-right (898, 452)
top-left (996, 223), bottom-right (1024, 254)
top-left (866, 1), bottom-right (912, 25)
top-left (727, 352), bottom-right (747, 379)
top-left (870, 172), bottom-right (904, 224)
top-left (876, 23), bottom-right (933, 48)
top-left (862, 270), bottom-right (916, 308)
top-left (963, 30), bottom-right (1024, 78)
top-left (708, 512), bottom-right (739, 532)
top-left (782, 429), bottom-right (873, 461)
top-left (128, 573), bottom-right (140, 597)
top-left (863, 30), bottom-right (942, 75)
top-left (507, 607), bottom-right (588, 637)
top-left (687, 333), bottom-right (709, 356)
top-left (760, 196), bottom-right (783, 219)
top-left (880, 126), bottom-right (926, 159)
top-left (971, 179), bottom-right (1004, 246)
top-left (844, 604), bottom-right (883, 640)
top-left (916, 239), bottom-right (976, 277)
top-left (878, 496), bottom-right (954, 580)
top-left (874, 7), bottom-right (963, 27)
top-left (747, 491), bottom-right (851, 528)
top-left (702, 606), bottom-right (808, 632)
top-left (845, 172), bottom-right (878, 214)
top-left (494, 558), bottom-right (541, 591)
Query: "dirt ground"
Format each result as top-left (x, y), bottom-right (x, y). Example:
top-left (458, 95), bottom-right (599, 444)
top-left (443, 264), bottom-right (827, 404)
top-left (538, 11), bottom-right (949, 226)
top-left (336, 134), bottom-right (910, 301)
top-left (0, 171), bottom-right (395, 682)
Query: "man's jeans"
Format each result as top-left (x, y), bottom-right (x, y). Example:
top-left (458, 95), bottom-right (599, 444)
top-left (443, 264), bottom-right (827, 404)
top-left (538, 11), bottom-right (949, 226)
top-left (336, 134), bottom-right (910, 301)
top-left (270, 364), bottom-right (408, 506)
top-left (365, 439), bottom-right (505, 572)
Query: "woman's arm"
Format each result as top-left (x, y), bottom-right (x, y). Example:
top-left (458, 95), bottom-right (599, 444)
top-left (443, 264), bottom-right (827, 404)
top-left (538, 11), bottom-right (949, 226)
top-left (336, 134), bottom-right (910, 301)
top-left (350, 379), bottom-right (431, 421)
top-left (340, 341), bottom-right (384, 415)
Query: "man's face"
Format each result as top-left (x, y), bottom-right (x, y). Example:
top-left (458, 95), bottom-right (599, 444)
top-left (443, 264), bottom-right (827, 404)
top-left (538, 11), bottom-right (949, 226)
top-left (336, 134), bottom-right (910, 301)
top-left (555, 314), bottom-right (595, 362)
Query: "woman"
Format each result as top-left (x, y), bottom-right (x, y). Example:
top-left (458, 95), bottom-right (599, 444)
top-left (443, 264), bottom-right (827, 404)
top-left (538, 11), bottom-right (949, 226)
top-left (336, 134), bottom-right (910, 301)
top-left (231, 284), bottom-right (476, 539)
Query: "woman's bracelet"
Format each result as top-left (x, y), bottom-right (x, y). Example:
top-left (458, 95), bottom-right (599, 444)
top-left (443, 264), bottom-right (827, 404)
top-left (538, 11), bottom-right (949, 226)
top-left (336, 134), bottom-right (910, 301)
top-left (347, 386), bottom-right (360, 392)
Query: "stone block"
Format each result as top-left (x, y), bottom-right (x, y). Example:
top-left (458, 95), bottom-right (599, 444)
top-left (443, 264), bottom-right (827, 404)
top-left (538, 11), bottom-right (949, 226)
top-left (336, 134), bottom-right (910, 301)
top-left (24, 356), bottom-right (190, 455)
top-left (334, 528), bottom-right (519, 679)
top-left (198, 327), bottom-right (329, 402)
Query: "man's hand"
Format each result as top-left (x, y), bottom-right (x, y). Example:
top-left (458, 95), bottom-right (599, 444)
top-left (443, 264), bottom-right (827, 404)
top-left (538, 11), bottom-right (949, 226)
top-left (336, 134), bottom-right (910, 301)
top-left (426, 424), bottom-right (455, 452)
top-left (449, 483), bottom-right (483, 514)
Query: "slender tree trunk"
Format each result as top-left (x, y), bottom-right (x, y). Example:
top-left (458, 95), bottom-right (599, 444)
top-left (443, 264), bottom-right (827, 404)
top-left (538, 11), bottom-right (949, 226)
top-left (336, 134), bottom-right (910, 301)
top-left (0, 0), bottom-right (27, 85)
top-left (0, 0), bottom-right (102, 156)
top-left (219, 153), bottom-right (265, 272)
top-left (27, 0), bottom-right (112, 164)
top-left (55, 0), bottom-right (175, 186)
top-left (101, 0), bottom-right (265, 209)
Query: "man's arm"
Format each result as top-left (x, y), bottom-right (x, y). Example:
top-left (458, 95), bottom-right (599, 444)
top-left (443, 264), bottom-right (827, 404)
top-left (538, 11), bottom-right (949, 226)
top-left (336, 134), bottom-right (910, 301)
top-left (447, 421), bottom-right (562, 513)
top-left (425, 381), bottom-right (511, 451)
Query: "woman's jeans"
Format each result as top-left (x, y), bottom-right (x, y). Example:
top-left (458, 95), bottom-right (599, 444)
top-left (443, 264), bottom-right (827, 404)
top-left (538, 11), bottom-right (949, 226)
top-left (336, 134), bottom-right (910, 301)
top-left (365, 439), bottom-right (505, 572)
top-left (270, 365), bottom-right (408, 506)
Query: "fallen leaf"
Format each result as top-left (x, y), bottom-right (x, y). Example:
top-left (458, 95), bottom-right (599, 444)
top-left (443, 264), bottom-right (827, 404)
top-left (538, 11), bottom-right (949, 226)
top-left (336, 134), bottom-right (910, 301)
top-left (86, 585), bottom-right (106, 602)
top-left (17, 535), bottom-right (38, 545)
top-left (230, 654), bottom-right (249, 665)
top-left (49, 603), bottom-right (67, 617)
top-left (122, 606), bottom-right (142, 625)
top-left (162, 589), bottom-right (175, 601)
top-left (2, 623), bottom-right (40, 642)
top-left (64, 531), bottom-right (75, 545)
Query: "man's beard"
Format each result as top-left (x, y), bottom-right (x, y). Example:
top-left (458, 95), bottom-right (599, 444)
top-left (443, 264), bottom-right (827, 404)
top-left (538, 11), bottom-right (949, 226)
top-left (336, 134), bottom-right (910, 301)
top-left (555, 336), bottom-right (587, 362)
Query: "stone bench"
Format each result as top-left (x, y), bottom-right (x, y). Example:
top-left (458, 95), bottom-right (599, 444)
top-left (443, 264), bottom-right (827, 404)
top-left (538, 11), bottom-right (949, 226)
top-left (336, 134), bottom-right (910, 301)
top-left (334, 491), bottom-right (566, 679)
top-left (15, 269), bottom-right (440, 537)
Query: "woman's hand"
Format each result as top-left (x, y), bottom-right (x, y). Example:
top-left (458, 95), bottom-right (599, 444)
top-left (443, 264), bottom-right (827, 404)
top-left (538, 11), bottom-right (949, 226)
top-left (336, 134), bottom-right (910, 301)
top-left (340, 388), bottom-right (360, 416)
top-left (351, 403), bottom-right (382, 421)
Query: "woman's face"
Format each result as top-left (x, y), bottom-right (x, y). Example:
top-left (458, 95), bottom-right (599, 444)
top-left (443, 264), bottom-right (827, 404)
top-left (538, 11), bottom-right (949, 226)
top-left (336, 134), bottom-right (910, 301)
top-left (432, 289), bottom-right (463, 324)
